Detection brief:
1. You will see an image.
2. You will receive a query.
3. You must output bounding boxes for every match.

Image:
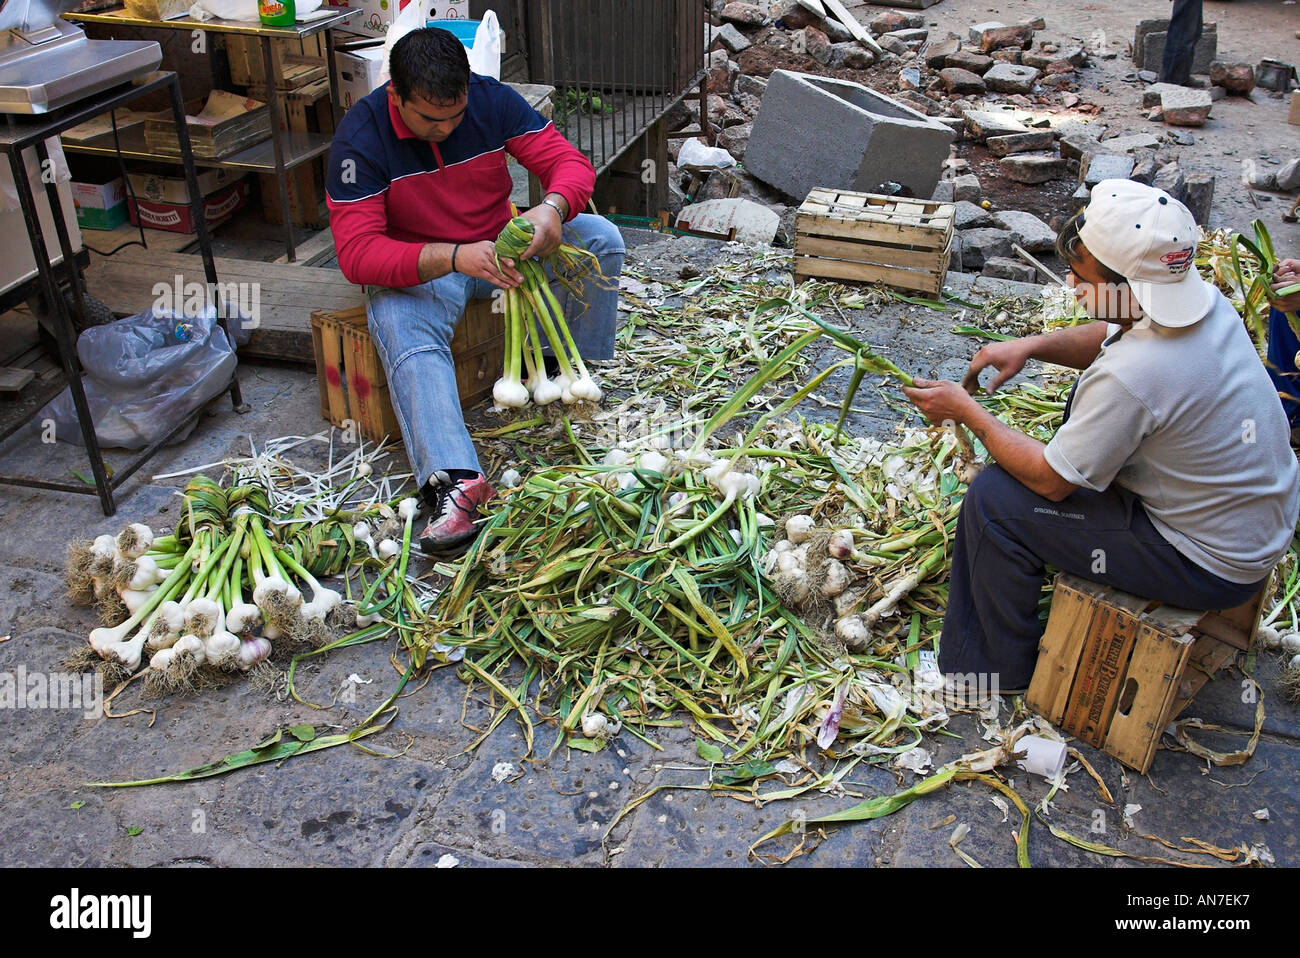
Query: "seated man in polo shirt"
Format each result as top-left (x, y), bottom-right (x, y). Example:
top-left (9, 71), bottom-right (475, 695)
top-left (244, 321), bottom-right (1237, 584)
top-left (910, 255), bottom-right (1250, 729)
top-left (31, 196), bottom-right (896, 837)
top-left (902, 180), bottom-right (1299, 702)
top-left (326, 27), bottom-right (625, 555)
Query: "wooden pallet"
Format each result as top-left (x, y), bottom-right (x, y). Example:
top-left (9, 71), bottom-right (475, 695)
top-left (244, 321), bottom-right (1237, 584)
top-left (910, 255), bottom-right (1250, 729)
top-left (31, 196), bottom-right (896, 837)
top-left (1027, 572), bottom-right (1269, 774)
top-left (310, 301), bottom-right (504, 443)
top-left (794, 188), bottom-right (954, 295)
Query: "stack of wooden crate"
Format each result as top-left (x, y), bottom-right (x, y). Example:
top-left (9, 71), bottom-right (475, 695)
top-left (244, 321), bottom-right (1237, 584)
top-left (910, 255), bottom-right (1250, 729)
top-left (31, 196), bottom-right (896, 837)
top-left (1026, 572), bottom-right (1268, 774)
top-left (226, 34), bottom-right (333, 230)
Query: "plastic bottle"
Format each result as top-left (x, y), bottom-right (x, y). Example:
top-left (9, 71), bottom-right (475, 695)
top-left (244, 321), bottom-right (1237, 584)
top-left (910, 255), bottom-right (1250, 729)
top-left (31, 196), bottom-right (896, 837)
top-left (258, 0), bottom-right (295, 27)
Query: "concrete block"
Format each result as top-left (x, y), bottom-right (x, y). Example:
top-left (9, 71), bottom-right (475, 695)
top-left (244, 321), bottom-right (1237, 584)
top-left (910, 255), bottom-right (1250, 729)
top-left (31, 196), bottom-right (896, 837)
top-left (713, 23), bottom-right (753, 53)
top-left (987, 130), bottom-right (1054, 156)
top-left (871, 10), bottom-right (926, 32)
top-left (1184, 172), bottom-right (1214, 225)
top-left (922, 34), bottom-right (961, 69)
top-left (1059, 133), bottom-right (1100, 162)
top-left (888, 28), bottom-right (929, 43)
top-left (1141, 82), bottom-right (1185, 108)
top-left (982, 256), bottom-right (1038, 283)
top-left (720, 1), bottom-right (768, 27)
top-left (953, 173), bottom-right (981, 202)
top-left (968, 21), bottom-right (1005, 44)
top-left (1152, 163), bottom-right (1187, 204)
top-left (1160, 87), bottom-right (1212, 127)
top-left (1025, 46), bottom-right (1084, 69)
top-left (940, 68), bottom-right (987, 95)
top-left (946, 50), bottom-right (994, 74)
top-left (1101, 133), bottom-right (1161, 154)
top-left (999, 154), bottom-right (1069, 183)
top-left (1137, 24), bottom-right (1217, 75)
top-left (984, 62), bottom-right (1041, 93)
top-left (831, 42), bottom-right (876, 69)
top-left (746, 71), bottom-right (954, 202)
top-left (1209, 61), bottom-right (1255, 94)
top-left (735, 74), bottom-right (768, 99)
top-left (963, 109), bottom-right (1029, 141)
top-left (992, 209), bottom-right (1056, 252)
top-left (957, 227), bottom-right (1014, 270)
top-left (1080, 153), bottom-right (1134, 186)
top-left (978, 24), bottom-right (1034, 53)
top-left (953, 199), bottom-right (992, 229)
top-left (1130, 153), bottom-right (1158, 185)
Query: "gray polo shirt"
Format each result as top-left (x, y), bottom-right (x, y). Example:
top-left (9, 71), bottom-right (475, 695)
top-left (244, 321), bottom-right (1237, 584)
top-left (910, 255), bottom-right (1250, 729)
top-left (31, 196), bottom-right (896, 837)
top-left (1044, 289), bottom-right (1299, 584)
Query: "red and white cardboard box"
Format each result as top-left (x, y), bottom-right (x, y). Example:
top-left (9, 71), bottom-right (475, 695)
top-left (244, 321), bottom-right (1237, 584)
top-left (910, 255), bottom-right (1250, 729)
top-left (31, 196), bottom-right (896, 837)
top-left (128, 177), bottom-right (252, 234)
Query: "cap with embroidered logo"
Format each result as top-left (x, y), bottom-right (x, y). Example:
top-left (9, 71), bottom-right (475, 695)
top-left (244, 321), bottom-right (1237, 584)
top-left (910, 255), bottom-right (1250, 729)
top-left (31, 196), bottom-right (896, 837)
top-left (1077, 178), bottom-right (1214, 328)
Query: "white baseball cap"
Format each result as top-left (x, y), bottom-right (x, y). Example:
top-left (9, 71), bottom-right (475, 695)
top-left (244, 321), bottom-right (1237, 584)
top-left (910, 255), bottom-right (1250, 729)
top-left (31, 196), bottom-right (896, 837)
top-left (1077, 179), bottom-right (1213, 328)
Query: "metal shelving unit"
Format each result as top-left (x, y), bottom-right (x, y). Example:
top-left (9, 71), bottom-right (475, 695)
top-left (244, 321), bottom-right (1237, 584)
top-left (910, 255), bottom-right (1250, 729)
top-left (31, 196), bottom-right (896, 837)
top-left (62, 6), bottom-right (355, 261)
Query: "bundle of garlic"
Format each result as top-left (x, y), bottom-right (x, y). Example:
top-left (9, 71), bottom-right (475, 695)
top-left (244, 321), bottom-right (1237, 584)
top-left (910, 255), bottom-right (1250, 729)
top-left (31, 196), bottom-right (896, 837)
top-left (65, 464), bottom-right (419, 697)
top-left (491, 214), bottom-right (606, 410)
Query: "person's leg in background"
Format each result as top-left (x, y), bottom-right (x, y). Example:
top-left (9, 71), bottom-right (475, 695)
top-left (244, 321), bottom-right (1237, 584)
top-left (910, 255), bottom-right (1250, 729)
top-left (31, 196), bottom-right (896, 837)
top-left (1160, 0), bottom-right (1203, 86)
top-left (365, 275), bottom-right (498, 554)
top-left (1267, 306), bottom-right (1300, 429)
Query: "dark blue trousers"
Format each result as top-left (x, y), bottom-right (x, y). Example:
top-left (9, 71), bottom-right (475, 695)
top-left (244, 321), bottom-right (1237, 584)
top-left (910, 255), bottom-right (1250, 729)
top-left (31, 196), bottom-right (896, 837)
top-left (1160, 0), bottom-right (1203, 85)
top-left (1267, 306), bottom-right (1300, 427)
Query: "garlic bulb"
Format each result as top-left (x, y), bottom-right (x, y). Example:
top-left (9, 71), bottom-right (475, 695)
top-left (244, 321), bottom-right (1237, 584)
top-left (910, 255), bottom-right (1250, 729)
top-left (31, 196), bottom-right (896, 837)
top-left (785, 515), bottom-right (815, 543)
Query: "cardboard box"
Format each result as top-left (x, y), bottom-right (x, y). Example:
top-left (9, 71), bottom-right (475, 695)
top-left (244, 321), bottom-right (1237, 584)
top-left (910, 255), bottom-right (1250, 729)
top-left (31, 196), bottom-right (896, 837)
top-left (1290, 91), bottom-right (1300, 126)
top-left (70, 168), bottom-right (128, 230)
top-left (325, 0), bottom-right (412, 38)
top-left (335, 45), bottom-right (387, 110)
top-left (127, 168), bottom-right (245, 205)
top-left (128, 178), bottom-right (253, 234)
top-left (426, 0), bottom-right (469, 18)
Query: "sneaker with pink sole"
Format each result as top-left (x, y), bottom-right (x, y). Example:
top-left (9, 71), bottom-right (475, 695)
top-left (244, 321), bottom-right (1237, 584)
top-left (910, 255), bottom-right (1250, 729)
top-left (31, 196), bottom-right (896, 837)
top-left (417, 470), bottom-right (496, 556)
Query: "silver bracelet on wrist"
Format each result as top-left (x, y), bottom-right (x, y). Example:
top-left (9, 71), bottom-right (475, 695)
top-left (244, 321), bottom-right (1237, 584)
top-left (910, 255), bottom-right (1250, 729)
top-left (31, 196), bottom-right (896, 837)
top-left (541, 197), bottom-right (566, 220)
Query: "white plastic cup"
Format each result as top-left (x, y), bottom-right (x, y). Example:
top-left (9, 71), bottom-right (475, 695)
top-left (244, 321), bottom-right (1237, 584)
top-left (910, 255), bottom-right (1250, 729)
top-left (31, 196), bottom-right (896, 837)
top-left (1015, 735), bottom-right (1067, 780)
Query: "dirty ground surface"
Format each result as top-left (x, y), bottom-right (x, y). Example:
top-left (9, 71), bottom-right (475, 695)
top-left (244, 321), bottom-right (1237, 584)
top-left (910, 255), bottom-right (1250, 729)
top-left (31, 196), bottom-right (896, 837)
top-left (1, 230), bottom-right (1295, 875)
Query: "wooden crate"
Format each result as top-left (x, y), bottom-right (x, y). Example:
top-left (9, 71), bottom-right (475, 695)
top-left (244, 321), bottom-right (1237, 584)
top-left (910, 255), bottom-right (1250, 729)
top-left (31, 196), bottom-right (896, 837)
top-left (794, 188), bottom-right (954, 296)
top-left (310, 302), bottom-right (504, 443)
top-left (1027, 572), bottom-right (1270, 774)
top-left (225, 34), bottom-right (327, 88)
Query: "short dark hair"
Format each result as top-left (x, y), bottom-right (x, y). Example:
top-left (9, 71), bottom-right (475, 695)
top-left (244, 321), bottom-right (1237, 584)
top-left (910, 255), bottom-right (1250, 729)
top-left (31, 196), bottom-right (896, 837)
top-left (1055, 208), bottom-right (1127, 284)
top-left (389, 27), bottom-right (470, 104)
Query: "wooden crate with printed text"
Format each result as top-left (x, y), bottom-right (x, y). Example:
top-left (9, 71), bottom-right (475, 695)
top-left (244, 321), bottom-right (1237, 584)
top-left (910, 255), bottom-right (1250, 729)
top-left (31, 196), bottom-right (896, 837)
top-left (310, 302), bottom-right (504, 443)
top-left (1027, 572), bottom-right (1269, 774)
top-left (794, 188), bottom-right (954, 296)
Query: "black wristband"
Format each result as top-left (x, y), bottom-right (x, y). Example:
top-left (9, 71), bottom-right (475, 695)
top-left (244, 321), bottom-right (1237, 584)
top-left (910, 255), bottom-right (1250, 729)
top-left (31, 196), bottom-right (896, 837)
top-left (451, 244), bottom-right (460, 273)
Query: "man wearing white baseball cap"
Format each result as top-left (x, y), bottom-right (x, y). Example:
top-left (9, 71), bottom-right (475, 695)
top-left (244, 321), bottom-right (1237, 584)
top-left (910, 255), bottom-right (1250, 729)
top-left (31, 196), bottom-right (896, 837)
top-left (904, 179), bottom-right (1299, 703)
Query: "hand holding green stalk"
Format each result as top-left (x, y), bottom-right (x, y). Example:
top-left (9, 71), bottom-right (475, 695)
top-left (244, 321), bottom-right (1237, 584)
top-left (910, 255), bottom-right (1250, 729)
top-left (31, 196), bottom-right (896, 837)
top-left (1268, 258), bottom-right (1300, 314)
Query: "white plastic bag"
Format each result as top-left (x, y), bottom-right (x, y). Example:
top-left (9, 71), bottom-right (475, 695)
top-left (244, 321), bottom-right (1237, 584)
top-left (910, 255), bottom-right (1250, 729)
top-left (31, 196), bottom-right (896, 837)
top-left (676, 137), bottom-right (737, 171)
top-left (37, 307), bottom-right (241, 450)
top-left (468, 10), bottom-right (501, 80)
top-left (380, 0), bottom-right (428, 88)
top-left (189, 0), bottom-right (258, 20)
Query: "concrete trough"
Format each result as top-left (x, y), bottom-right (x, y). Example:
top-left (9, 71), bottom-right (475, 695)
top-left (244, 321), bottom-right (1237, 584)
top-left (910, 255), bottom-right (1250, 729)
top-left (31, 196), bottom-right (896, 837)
top-left (745, 70), bottom-right (954, 204)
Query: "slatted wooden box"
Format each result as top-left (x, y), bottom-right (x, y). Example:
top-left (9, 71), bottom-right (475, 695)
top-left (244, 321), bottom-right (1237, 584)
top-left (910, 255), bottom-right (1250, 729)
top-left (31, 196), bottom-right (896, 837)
top-left (311, 301), bottom-right (503, 443)
top-left (1027, 573), bottom-right (1269, 774)
top-left (794, 188), bottom-right (954, 295)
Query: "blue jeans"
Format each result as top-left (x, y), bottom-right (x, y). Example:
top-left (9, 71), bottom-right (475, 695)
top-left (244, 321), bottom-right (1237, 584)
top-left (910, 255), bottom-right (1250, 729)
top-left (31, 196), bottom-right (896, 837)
top-left (364, 214), bottom-right (625, 482)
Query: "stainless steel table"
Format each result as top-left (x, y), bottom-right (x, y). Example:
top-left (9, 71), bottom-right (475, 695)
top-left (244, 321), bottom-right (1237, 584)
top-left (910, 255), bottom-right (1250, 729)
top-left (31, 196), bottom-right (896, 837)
top-left (0, 69), bottom-right (245, 516)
